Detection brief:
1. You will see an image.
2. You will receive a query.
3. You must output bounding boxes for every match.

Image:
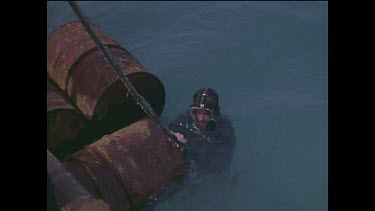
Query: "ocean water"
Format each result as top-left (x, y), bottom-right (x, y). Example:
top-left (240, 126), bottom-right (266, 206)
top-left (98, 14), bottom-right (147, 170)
top-left (47, 1), bottom-right (328, 211)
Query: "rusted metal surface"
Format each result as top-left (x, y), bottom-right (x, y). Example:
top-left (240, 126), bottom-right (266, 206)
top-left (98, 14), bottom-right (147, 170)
top-left (47, 21), bottom-right (118, 91)
top-left (48, 149), bottom-right (111, 211)
top-left (63, 118), bottom-right (188, 211)
top-left (47, 80), bottom-right (88, 160)
top-left (47, 80), bottom-right (75, 112)
top-left (65, 45), bottom-right (165, 121)
top-left (47, 21), bottom-right (166, 141)
top-left (47, 21), bottom-right (165, 129)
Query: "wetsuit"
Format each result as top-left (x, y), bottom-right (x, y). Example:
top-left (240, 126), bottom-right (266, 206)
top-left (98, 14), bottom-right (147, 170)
top-left (169, 111), bottom-right (236, 177)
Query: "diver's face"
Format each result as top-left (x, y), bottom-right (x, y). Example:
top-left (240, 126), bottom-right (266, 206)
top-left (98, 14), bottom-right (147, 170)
top-left (194, 109), bottom-right (211, 128)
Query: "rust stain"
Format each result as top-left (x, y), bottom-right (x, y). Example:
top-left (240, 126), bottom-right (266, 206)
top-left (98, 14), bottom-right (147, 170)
top-left (64, 118), bottom-right (187, 210)
top-left (48, 21), bottom-right (165, 123)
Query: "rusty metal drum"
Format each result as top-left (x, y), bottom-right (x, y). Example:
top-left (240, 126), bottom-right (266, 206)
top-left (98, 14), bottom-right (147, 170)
top-left (47, 149), bottom-right (111, 211)
top-left (47, 80), bottom-right (88, 160)
top-left (47, 21), bottom-right (165, 135)
top-left (47, 21), bottom-right (118, 91)
top-left (63, 118), bottom-right (188, 211)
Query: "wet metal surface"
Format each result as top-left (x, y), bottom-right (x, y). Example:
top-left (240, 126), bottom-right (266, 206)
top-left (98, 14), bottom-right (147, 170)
top-left (47, 80), bottom-right (75, 112)
top-left (47, 80), bottom-right (88, 160)
top-left (64, 118), bottom-right (187, 211)
top-left (47, 149), bottom-right (111, 211)
top-left (47, 21), bottom-right (165, 136)
top-left (66, 45), bottom-right (164, 120)
top-left (47, 21), bottom-right (118, 91)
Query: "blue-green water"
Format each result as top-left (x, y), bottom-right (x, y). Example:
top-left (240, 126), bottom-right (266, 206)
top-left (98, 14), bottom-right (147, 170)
top-left (47, 1), bottom-right (328, 211)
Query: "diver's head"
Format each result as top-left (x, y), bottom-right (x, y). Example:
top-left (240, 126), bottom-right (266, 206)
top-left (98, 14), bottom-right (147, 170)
top-left (189, 88), bottom-right (220, 129)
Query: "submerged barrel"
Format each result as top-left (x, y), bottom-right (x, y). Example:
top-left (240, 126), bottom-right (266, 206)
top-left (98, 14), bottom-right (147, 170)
top-left (47, 80), bottom-right (88, 160)
top-left (47, 21), bottom-right (165, 136)
top-left (47, 149), bottom-right (111, 211)
top-left (63, 118), bottom-right (187, 211)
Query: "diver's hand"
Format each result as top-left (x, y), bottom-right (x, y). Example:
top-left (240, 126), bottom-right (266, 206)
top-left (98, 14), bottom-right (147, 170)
top-left (172, 132), bottom-right (187, 145)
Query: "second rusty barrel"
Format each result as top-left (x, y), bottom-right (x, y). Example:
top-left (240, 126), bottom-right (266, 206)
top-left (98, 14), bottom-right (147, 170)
top-left (47, 80), bottom-right (88, 160)
top-left (63, 118), bottom-right (188, 211)
top-left (47, 21), bottom-right (165, 136)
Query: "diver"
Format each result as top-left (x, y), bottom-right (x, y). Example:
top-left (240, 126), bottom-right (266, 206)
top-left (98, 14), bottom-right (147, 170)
top-left (169, 88), bottom-right (236, 178)
top-left (142, 88), bottom-right (236, 211)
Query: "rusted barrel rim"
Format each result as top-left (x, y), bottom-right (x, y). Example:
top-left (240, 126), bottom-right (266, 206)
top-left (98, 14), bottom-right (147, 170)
top-left (47, 20), bottom-right (101, 42)
top-left (91, 70), bottom-right (166, 119)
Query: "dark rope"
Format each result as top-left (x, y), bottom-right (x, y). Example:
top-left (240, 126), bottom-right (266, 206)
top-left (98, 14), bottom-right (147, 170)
top-left (67, 1), bottom-right (185, 148)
